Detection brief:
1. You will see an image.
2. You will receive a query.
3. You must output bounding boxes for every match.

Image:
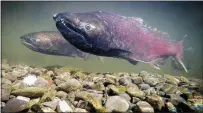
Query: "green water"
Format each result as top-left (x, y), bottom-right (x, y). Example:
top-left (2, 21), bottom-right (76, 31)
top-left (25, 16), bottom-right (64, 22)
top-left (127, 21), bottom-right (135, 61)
top-left (1, 1), bottom-right (203, 78)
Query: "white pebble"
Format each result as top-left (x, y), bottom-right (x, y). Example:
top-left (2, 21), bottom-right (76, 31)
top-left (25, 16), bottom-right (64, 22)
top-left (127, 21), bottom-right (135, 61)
top-left (57, 100), bottom-right (73, 112)
top-left (22, 74), bottom-right (37, 86)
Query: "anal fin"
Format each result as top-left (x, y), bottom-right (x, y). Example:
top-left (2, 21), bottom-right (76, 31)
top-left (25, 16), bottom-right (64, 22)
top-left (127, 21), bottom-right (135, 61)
top-left (128, 59), bottom-right (138, 65)
top-left (150, 57), bottom-right (168, 70)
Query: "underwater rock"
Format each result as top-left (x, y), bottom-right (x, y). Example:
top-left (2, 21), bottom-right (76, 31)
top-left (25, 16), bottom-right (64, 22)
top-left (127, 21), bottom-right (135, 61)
top-left (2, 61), bottom-right (203, 113)
top-left (26, 98), bottom-right (40, 109)
top-left (161, 83), bottom-right (178, 94)
top-left (56, 78), bottom-right (81, 93)
top-left (188, 81), bottom-right (200, 90)
top-left (119, 93), bottom-right (131, 103)
top-left (143, 77), bottom-right (159, 86)
top-left (1, 102), bottom-right (6, 108)
top-left (146, 94), bottom-right (165, 111)
top-left (105, 96), bottom-right (129, 112)
top-left (75, 91), bottom-right (106, 112)
top-left (164, 74), bottom-right (180, 85)
top-left (169, 94), bottom-right (187, 106)
top-left (179, 76), bottom-right (189, 84)
top-left (103, 75), bottom-right (117, 86)
top-left (166, 101), bottom-right (177, 112)
top-left (2, 60), bottom-right (10, 71)
top-left (117, 72), bottom-right (130, 77)
top-left (56, 91), bottom-right (68, 99)
top-left (135, 101), bottom-right (154, 113)
top-left (131, 76), bottom-right (143, 85)
top-left (2, 96), bottom-right (30, 112)
top-left (31, 67), bottom-right (46, 76)
top-left (22, 74), bottom-right (37, 86)
top-left (42, 98), bottom-right (60, 110)
top-left (35, 77), bottom-right (49, 87)
top-left (11, 80), bottom-right (26, 91)
top-left (2, 78), bottom-right (12, 85)
top-left (130, 73), bottom-right (139, 77)
top-left (92, 82), bottom-right (105, 91)
top-left (66, 91), bottom-right (76, 102)
top-left (178, 86), bottom-right (189, 94)
top-left (139, 83), bottom-right (150, 90)
top-left (143, 87), bottom-right (157, 96)
top-left (1, 87), bottom-right (11, 101)
top-left (11, 66), bottom-right (28, 78)
top-left (41, 106), bottom-right (56, 112)
top-left (72, 72), bottom-right (87, 80)
top-left (117, 85), bottom-right (128, 94)
top-left (11, 87), bottom-right (45, 97)
top-left (127, 86), bottom-right (145, 99)
top-left (188, 99), bottom-right (203, 112)
top-left (119, 77), bottom-right (132, 86)
top-left (55, 73), bottom-right (71, 82)
top-left (93, 76), bottom-right (105, 83)
top-left (108, 84), bottom-right (119, 95)
top-left (131, 97), bottom-right (141, 104)
top-left (74, 108), bottom-right (88, 112)
top-left (76, 100), bottom-right (91, 111)
top-left (46, 70), bottom-right (54, 76)
top-left (57, 100), bottom-right (73, 112)
top-left (3, 72), bottom-right (17, 82)
top-left (82, 81), bottom-right (94, 89)
top-left (139, 71), bottom-right (150, 77)
top-left (54, 79), bottom-right (64, 86)
top-left (155, 83), bottom-right (165, 91)
top-left (40, 89), bottom-right (57, 103)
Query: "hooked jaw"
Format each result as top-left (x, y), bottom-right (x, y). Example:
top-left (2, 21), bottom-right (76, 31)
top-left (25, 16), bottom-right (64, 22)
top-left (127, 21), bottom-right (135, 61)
top-left (53, 12), bottom-right (91, 50)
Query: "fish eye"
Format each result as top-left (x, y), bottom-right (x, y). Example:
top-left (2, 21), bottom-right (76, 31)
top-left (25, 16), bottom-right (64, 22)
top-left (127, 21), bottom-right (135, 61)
top-left (85, 24), bottom-right (91, 30)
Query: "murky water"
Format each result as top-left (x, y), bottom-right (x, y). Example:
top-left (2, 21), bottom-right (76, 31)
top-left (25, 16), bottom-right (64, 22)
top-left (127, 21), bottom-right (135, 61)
top-left (2, 1), bottom-right (203, 78)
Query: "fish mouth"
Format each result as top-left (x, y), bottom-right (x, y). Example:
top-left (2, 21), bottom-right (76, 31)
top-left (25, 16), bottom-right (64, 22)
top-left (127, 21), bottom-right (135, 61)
top-left (20, 38), bottom-right (38, 51)
top-left (53, 14), bottom-right (91, 48)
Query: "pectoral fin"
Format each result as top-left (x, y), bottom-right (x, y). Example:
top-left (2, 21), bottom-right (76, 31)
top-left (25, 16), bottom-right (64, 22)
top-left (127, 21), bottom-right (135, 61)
top-left (107, 48), bottom-right (132, 58)
top-left (128, 59), bottom-right (138, 65)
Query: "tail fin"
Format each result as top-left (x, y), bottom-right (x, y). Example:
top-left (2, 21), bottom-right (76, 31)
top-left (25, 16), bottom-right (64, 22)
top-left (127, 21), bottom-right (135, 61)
top-left (173, 34), bottom-right (192, 73)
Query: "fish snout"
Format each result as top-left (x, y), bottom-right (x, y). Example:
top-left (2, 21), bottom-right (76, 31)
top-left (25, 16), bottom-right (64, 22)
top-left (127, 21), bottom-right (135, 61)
top-left (20, 36), bottom-right (24, 40)
top-left (53, 13), bottom-right (63, 22)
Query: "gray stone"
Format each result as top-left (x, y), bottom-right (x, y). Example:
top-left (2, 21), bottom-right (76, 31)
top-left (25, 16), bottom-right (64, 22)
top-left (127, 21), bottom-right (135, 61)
top-left (2, 96), bottom-right (30, 112)
top-left (139, 83), bottom-right (150, 90)
top-left (131, 76), bottom-right (143, 85)
top-left (105, 96), bottom-right (129, 112)
top-left (74, 108), bottom-right (88, 112)
top-left (56, 78), bottom-right (81, 93)
top-left (1, 88), bottom-right (11, 101)
top-left (135, 101), bottom-right (154, 113)
top-left (119, 93), bottom-right (131, 102)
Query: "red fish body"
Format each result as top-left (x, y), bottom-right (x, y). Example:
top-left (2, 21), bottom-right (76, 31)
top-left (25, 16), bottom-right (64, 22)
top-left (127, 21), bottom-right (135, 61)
top-left (53, 11), bottom-right (187, 72)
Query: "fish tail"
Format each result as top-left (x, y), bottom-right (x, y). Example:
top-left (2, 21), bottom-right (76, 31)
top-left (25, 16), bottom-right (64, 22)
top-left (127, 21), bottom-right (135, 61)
top-left (174, 39), bottom-right (188, 73)
top-left (176, 40), bottom-right (184, 60)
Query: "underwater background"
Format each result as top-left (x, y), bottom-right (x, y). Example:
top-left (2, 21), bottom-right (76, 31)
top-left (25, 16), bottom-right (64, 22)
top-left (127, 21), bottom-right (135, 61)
top-left (1, 1), bottom-right (203, 78)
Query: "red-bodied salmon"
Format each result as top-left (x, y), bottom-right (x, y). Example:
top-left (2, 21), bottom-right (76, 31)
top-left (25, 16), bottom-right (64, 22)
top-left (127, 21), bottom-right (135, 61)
top-left (53, 11), bottom-right (188, 72)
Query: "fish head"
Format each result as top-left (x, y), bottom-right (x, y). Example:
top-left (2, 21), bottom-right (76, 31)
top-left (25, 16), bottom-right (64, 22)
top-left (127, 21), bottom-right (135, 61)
top-left (20, 32), bottom-right (53, 53)
top-left (53, 12), bottom-right (108, 53)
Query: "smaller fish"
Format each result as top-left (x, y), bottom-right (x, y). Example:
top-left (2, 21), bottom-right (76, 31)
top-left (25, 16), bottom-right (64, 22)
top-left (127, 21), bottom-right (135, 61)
top-left (20, 31), bottom-right (91, 60)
